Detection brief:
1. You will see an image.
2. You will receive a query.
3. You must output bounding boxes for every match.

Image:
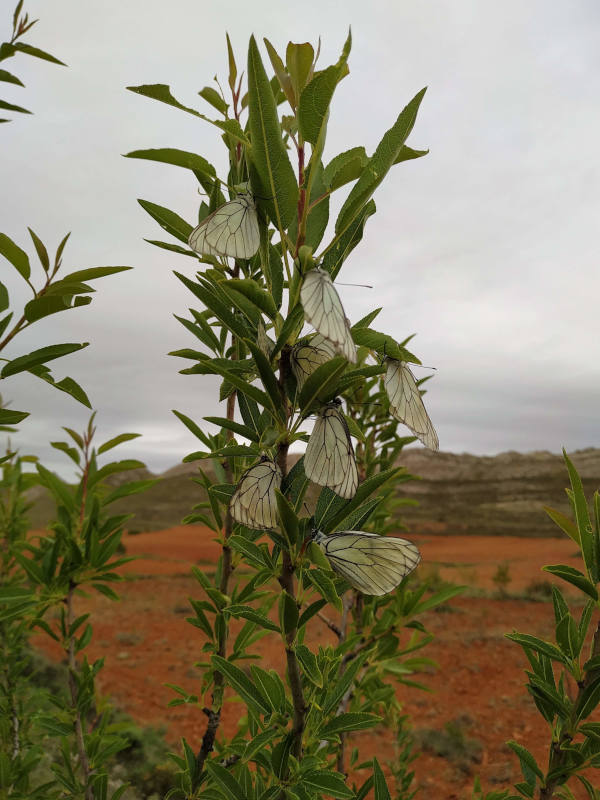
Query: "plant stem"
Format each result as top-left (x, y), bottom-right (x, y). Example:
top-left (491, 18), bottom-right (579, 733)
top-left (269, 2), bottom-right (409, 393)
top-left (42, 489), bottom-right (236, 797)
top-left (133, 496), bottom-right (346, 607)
top-left (277, 347), bottom-right (306, 760)
top-left (196, 328), bottom-right (238, 773)
top-left (66, 582), bottom-right (92, 800)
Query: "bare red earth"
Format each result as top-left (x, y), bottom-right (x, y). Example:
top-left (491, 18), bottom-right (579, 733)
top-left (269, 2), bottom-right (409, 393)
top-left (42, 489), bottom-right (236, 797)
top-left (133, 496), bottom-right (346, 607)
top-left (33, 527), bottom-right (598, 798)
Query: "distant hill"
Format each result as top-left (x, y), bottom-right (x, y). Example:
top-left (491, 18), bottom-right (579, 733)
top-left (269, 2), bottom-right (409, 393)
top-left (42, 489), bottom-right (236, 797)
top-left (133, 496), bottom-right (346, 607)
top-left (27, 448), bottom-right (600, 537)
top-left (397, 448), bottom-right (600, 537)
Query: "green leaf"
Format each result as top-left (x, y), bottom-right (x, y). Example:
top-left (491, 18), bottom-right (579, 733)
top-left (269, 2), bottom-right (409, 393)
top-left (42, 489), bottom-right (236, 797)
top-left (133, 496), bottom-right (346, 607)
top-left (563, 450), bottom-right (596, 581)
top-left (336, 87), bottom-right (426, 236)
top-left (0, 69), bottom-right (23, 86)
top-left (60, 266), bottom-right (132, 282)
top-left (295, 643), bottom-right (322, 686)
top-left (306, 568), bottom-right (342, 612)
top-left (36, 463), bottom-right (74, 509)
top-left (103, 479), bottom-right (158, 505)
top-left (352, 327), bottom-right (418, 361)
top-left (279, 590), bottom-right (299, 635)
top-left (297, 598), bottom-right (327, 628)
top-left (544, 505), bottom-right (580, 545)
top-left (12, 42), bottom-right (66, 65)
top-left (272, 303), bottom-right (304, 359)
top-left (300, 770), bottom-right (354, 799)
top-left (325, 467), bottom-right (406, 532)
top-left (1, 342), bottom-right (88, 377)
top-left (372, 758), bottom-right (391, 800)
top-left (0, 232), bottom-right (30, 279)
top-left (0, 98), bottom-right (30, 114)
top-left (227, 278), bottom-right (278, 320)
top-left (0, 408), bottom-right (28, 425)
top-left (298, 64), bottom-right (339, 145)
top-left (0, 281), bottom-right (8, 313)
top-left (124, 148), bottom-right (216, 180)
top-left (323, 147), bottom-right (368, 191)
top-left (322, 654), bottom-right (366, 715)
top-left (504, 633), bottom-right (566, 664)
top-left (298, 356), bottom-right (348, 414)
top-left (577, 675), bottom-right (600, 721)
top-left (174, 271), bottom-right (249, 341)
top-left (127, 83), bottom-right (202, 116)
top-left (137, 199), bottom-right (192, 243)
top-left (319, 712), bottom-right (381, 738)
top-left (204, 416), bottom-right (260, 443)
top-left (247, 36), bottom-right (298, 229)
top-left (321, 199), bottom-right (376, 281)
top-left (227, 605), bottom-right (279, 632)
top-left (211, 654), bottom-right (270, 715)
top-left (199, 86), bottom-right (228, 114)
top-left (245, 340), bottom-right (284, 420)
top-left (275, 489), bottom-right (299, 547)
top-left (88, 459), bottom-right (146, 488)
top-left (97, 432), bottom-right (141, 454)
top-left (27, 228), bottom-right (49, 270)
top-left (542, 564), bottom-right (598, 600)
top-left (286, 42), bottom-right (314, 101)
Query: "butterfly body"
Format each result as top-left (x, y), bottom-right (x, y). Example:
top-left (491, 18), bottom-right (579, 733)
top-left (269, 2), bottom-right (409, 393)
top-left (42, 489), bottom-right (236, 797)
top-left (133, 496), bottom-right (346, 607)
top-left (312, 529), bottom-right (421, 596)
top-left (300, 268), bottom-right (356, 363)
top-left (304, 399), bottom-right (358, 499)
top-left (229, 456), bottom-right (281, 530)
top-left (188, 189), bottom-right (260, 259)
top-left (385, 359), bottom-right (439, 451)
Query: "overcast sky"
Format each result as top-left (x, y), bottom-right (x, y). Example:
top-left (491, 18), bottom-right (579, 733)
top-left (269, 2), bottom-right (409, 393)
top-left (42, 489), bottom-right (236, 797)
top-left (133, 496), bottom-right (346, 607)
top-left (1, 0), bottom-right (599, 478)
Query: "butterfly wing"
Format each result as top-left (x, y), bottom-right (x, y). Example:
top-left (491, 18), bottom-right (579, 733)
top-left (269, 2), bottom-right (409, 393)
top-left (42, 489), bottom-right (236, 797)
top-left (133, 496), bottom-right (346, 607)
top-left (290, 334), bottom-right (337, 390)
top-left (300, 269), bottom-right (357, 363)
top-left (229, 458), bottom-right (281, 530)
top-left (313, 530), bottom-right (421, 596)
top-left (304, 403), bottom-right (358, 499)
top-left (189, 192), bottom-right (260, 259)
top-left (385, 359), bottom-right (439, 451)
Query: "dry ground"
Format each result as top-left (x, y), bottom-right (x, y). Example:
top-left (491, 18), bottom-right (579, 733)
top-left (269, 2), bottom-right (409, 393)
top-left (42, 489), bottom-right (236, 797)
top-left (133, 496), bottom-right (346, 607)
top-left (33, 526), bottom-right (597, 798)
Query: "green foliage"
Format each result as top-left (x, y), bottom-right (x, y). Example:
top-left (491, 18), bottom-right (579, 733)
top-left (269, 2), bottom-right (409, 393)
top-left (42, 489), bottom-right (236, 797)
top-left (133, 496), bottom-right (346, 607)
top-left (127, 30), bottom-right (450, 800)
top-left (0, 228), bottom-right (131, 418)
top-left (0, 2), bottom-right (65, 122)
top-left (501, 453), bottom-right (600, 798)
top-left (0, 419), bottom-right (153, 798)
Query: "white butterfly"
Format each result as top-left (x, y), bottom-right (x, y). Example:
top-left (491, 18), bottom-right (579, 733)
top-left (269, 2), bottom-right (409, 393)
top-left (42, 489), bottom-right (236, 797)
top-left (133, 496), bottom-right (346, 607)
top-left (290, 334), bottom-right (337, 391)
top-left (188, 185), bottom-right (260, 260)
top-left (304, 399), bottom-right (358, 499)
top-left (229, 456), bottom-right (281, 530)
top-left (384, 359), bottom-right (439, 451)
top-left (312, 529), bottom-right (421, 596)
top-left (300, 268), bottom-right (357, 363)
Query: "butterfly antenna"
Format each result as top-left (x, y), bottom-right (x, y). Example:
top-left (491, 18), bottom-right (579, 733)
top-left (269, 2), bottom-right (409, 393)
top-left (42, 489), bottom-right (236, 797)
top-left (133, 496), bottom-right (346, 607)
top-left (335, 281), bottom-right (373, 289)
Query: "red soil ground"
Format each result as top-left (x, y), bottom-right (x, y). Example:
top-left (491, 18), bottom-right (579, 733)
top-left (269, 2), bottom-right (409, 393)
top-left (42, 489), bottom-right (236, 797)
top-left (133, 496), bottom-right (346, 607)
top-left (33, 527), bottom-right (597, 799)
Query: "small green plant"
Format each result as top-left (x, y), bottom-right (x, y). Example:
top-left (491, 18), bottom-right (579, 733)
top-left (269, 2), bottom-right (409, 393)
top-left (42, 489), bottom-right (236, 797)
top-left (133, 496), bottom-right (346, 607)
top-left (415, 716), bottom-right (483, 775)
top-left (493, 562), bottom-right (512, 596)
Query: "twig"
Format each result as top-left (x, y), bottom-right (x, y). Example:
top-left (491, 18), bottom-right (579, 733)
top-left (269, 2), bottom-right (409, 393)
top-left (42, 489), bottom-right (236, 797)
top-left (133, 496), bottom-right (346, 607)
top-left (66, 582), bottom-right (93, 800)
top-left (317, 611), bottom-right (341, 638)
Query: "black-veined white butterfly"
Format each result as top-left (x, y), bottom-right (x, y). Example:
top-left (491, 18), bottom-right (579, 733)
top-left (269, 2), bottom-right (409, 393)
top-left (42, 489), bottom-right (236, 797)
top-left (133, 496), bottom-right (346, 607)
top-left (229, 456), bottom-right (281, 530)
top-left (290, 334), bottom-right (337, 390)
top-left (188, 183), bottom-right (260, 259)
top-left (300, 268), bottom-right (357, 363)
top-left (384, 359), bottom-right (439, 451)
top-left (304, 399), bottom-right (358, 499)
top-left (312, 528), bottom-right (421, 596)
